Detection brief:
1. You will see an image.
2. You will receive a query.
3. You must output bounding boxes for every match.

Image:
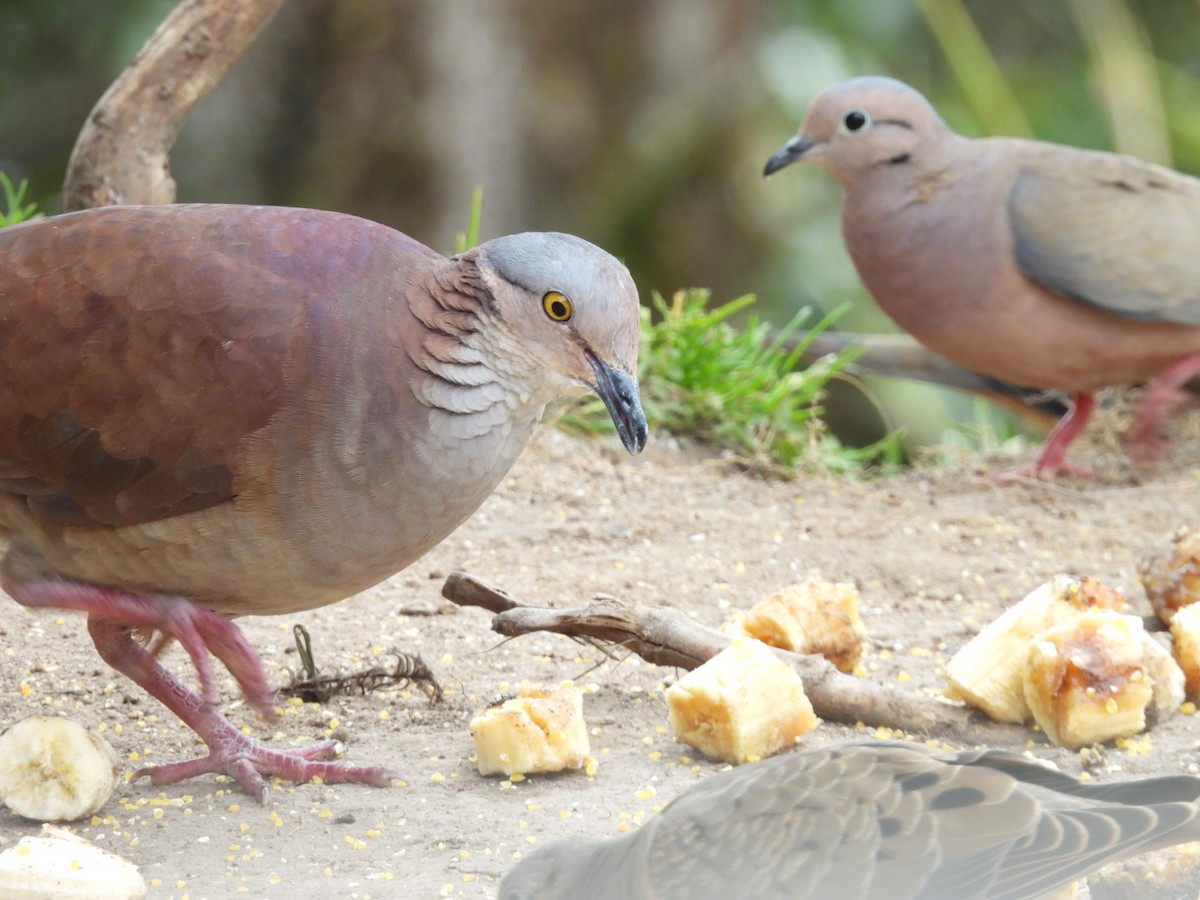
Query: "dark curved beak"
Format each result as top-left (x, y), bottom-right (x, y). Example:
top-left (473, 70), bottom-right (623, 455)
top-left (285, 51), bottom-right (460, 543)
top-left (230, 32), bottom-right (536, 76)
top-left (587, 352), bottom-right (648, 455)
top-left (763, 136), bottom-right (816, 177)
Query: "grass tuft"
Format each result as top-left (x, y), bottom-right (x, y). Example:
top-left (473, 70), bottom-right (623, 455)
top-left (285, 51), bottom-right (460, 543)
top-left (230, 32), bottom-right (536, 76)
top-left (0, 173), bottom-right (40, 227)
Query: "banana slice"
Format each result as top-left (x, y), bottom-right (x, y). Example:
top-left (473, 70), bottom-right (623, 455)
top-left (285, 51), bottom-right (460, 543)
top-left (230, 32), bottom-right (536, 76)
top-left (0, 824), bottom-right (145, 899)
top-left (665, 637), bottom-right (818, 764)
top-left (735, 578), bottom-right (865, 673)
top-left (470, 684), bottom-right (590, 777)
top-left (1022, 610), bottom-right (1152, 749)
top-left (945, 575), bottom-right (1124, 723)
top-left (0, 717), bottom-right (120, 822)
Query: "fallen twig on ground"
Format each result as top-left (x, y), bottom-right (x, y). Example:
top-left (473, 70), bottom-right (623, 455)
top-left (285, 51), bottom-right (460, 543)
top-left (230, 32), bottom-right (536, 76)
top-left (280, 624), bottom-right (443, 705)
top-left (442, 570), bottom-right (1031, 747)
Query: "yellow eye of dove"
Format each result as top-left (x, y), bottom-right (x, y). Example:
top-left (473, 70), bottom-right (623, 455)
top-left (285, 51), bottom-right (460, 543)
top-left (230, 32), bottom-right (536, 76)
top-left (542, 291), bottom-right (573, 322)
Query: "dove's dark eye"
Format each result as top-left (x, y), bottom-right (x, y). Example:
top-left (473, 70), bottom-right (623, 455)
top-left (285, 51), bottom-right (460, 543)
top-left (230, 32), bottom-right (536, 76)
top-left (842, 109), bottom-right (870, 133)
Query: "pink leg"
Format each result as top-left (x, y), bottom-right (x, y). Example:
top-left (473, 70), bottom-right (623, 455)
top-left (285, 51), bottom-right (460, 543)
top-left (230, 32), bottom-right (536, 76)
top-left (87, 618), bottom-right (398, 802)
top-left (5, 576), bottom-right (274, 716)
top-left (1125, 354), bottom-right (1200, 464)
top-left (998, 392), bottom-right (1095, 482)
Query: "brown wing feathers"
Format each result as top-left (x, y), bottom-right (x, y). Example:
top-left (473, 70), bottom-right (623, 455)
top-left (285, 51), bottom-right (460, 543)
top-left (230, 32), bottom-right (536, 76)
top-left (0, 206), bottom-right (315, 527)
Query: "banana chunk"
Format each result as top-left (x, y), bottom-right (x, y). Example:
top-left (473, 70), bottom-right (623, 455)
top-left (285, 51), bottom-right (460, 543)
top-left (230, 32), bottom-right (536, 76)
top-left (665, 637), bottom-right (818, 764)
top-left (0, 717), bottom-right (119, 822)
top-left (0, 824), bottom-right (145, 899)
top-left (1170, 603), bottom-right (1200, 698)
top-left (1023, 611), bottom-right (1153, 749)
top-left (736, 578), bottom-right (865, 673)
top-left (945, 575), bottom-right (1124, 724)
top-left (1141, 527), bottom-right (1200, 625)
top-left (470, 684), bottom-right (590, 777)
top-left (1141, 632), bottom-right (1186, 721)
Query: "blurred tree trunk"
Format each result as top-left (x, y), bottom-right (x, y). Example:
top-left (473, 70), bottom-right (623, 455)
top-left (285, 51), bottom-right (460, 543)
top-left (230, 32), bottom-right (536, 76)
top-left (421, 0), bottom-right (528, 247)
top-left (63, 0), bottom-right (284, 210)
top-left (256, 0), bottom-right (764, 275)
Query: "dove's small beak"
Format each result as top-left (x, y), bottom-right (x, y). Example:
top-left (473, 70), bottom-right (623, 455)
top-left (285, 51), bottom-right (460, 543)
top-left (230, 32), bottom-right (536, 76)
top-left (587, 352), bottom-right (648, 455)
top-left (763, 136), bottom-right (816, 177)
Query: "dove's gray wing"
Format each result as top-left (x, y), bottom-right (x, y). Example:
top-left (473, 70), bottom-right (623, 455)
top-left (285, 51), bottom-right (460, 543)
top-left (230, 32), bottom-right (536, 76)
top-left (1009, 151), bottom-right (1200, 325)
top-left (499, 741), bottom-right (1200, 900)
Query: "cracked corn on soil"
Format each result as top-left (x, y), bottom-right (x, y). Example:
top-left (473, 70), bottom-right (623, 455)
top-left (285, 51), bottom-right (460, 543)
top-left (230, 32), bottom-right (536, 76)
top-left (1, 424), bottom-right (1200, 898)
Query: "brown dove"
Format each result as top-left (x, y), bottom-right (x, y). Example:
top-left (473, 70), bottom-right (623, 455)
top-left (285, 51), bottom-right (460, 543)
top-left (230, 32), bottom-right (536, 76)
top-left (0, 203), bottom-right (646, 801)
top-left (764, 76), bottom-right (1200, 478)
top-left (499, 740), bottom-right (1200, 899)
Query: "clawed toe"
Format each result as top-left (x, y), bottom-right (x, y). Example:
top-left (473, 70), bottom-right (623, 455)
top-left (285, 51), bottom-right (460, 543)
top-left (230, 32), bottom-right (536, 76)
top-left (996, 459), bottom-right (1092, 483)
top-left (135, 729), bottom-right (400, 803)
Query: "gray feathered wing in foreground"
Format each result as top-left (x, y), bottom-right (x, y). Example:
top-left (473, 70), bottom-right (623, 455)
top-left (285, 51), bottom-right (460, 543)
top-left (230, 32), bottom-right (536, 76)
top-left (499, 741), bottom-right (1200, 900)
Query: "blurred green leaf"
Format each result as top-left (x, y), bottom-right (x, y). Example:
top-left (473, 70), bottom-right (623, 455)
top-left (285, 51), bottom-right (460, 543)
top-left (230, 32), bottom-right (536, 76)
top-left (915, 0), bottom-right (1032, 137)
top-left (454, 186), bottom-right (485, 254)
top-left (1067, 0), bottom-right (1169, 163)
top-left (0, 173), bottom-right (40, 227)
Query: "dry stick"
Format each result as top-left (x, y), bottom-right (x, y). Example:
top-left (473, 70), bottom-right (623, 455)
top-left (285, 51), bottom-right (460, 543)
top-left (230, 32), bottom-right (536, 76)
top-left (62, 0), bottom-right (286, 211)
top-left (442, 571), bottom-right (1030, 748)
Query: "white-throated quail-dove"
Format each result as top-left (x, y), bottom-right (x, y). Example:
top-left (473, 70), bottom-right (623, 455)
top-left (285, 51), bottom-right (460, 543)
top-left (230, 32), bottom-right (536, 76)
top-left (0, 203), bottom-right (647, 800)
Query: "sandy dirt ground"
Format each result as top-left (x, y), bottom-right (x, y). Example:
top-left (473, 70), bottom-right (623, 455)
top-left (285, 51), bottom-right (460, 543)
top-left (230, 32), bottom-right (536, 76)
top-left (1, 420), bottom-right (1199, 899)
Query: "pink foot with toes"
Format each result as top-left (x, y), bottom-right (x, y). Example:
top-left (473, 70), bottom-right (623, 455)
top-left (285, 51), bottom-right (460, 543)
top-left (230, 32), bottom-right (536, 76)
top-left (4, 571), bottom-right (398, 802)
top-left (997, 392), bottom-right (1094, 482)
top-left (1124, 354), bottom-right (1200, 465)
top-left (88, 618), bottom-right (398, 802)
